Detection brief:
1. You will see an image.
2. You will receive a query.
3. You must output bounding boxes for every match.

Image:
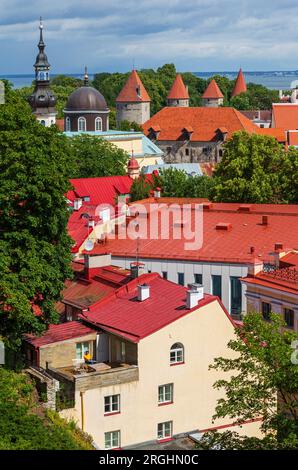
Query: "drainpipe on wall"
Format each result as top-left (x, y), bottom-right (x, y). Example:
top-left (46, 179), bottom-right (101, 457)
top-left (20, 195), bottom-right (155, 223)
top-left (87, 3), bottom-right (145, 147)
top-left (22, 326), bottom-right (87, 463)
top-left (80, 391), bottom-right (85, 431)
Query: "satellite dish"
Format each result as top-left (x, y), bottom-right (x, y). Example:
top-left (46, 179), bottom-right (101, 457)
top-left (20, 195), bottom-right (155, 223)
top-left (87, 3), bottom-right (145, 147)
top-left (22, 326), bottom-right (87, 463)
top-left (85, 239), bottom-right (94, 252)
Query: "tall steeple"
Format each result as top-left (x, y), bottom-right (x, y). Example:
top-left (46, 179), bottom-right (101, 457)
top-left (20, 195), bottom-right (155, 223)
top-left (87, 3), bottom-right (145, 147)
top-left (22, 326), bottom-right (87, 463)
top-left (28, 18), bottom-right (57, 126)
top-left (231, 68), bottom-right (247, 98)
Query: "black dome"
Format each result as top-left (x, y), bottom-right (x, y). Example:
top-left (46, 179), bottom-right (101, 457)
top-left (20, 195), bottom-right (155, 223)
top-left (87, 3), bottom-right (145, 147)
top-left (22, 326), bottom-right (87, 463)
top-left (65, 86), bottom-right (108, 111)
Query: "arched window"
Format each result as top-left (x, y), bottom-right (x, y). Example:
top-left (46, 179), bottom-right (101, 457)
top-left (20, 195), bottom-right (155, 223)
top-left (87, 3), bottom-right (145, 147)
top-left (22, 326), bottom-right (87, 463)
top-left (78, 117), bottom-right (86, 132)
top-left (95, 117), bottom-right (102, 131)
top-left (65, 117), bottom-right (71, 132)
top-left (170, 343), bottom-right (184, 365)
top-left (40, 120), bottom-right (46, 126)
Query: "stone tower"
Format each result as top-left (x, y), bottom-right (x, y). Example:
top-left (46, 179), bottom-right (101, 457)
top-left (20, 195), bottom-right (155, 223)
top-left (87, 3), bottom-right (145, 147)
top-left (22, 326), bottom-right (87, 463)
top-left (167, 74), bottom-right (189, 107)
top-left (28, 18), bottom-right (57, 126)
top-left (202, 79), bottom-right (224, 107)
top-left (116, 70), bottom-right (151, 127)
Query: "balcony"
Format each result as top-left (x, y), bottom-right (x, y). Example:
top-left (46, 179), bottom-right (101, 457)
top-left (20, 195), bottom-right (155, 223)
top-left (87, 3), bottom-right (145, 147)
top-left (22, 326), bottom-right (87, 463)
top-left (47, 361), bottom-right (139, 392)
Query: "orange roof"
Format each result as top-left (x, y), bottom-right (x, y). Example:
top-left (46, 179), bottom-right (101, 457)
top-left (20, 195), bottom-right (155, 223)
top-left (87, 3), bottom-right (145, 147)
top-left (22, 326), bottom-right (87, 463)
top-left (231, 68), bottom-right (247, 97)
top-left (256, 127), bottom-right (286, 143)
top-left (143, 107), bottom-right (258, 142)
top-left (288, 131), bottom-right (298, 146)
top-left (202, 79), bottom-right (224, 99)
top-left (116, 69), bottom-right (151, 103)
top-left (272, 104), bottom-right (298, 130)
top-left (167, 74), bottom-right (189, 100)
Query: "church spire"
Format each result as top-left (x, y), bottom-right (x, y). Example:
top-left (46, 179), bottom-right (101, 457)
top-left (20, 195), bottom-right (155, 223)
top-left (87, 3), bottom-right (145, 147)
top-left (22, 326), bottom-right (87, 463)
top-left (84, 66), bottom-right (89, 86)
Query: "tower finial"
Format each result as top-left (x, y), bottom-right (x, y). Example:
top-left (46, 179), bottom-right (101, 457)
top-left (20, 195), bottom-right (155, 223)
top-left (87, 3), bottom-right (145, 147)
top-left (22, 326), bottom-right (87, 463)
top-left (84, 66), bottom-right (89, 86)
top-left (39, 16), bottom-right (44, 45)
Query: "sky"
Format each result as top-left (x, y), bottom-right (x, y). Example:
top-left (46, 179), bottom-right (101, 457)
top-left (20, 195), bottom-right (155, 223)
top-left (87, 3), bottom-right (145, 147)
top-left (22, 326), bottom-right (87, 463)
top-left (1, 0), bottom-right (298, 74)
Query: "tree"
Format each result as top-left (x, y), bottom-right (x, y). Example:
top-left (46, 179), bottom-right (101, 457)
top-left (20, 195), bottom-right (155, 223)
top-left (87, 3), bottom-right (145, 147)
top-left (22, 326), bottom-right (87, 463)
top-left (185, 175), bottom-right (216, 199)
top-left (0, 90), bottom-right (73, 348)
top-left (118, 120), bottom-right (143, 132)
top-left (50, 75), bottom-right (82, 88)
top-left (212, 131), bottom-right (287, 203)
top-left (68, 135), bottom-right (129, 178)
top-left (130, 174), bottom-right (152, 202)
top-left (246, 83), bottom-right (279, 110)
top-left (197, 312), bottom-right (298, 450)
top-left (230, 92), bottom-right (253, 110)
top-left (152, 168), bottom-right (215, 199)
top-left (280, 146), bottom-right (298, 203)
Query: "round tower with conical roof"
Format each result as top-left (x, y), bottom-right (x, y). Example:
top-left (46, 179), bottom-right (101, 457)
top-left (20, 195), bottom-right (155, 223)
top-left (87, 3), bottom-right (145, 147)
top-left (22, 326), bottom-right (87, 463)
top-left (28, 18), bottom-right (57, 126)
top-left (201, 79), bottom-right (224, 107)
top-left (231, 69), bottom-right (247, 98)
top-left (167, 74), bottom-right (189, 107)
top-left (116, 70), bottom-right (151, 128)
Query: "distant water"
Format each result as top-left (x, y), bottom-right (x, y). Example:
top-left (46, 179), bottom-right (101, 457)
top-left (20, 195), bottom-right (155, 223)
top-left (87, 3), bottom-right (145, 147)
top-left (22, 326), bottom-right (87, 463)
top-left (2, 71), bottom-right (298, 90)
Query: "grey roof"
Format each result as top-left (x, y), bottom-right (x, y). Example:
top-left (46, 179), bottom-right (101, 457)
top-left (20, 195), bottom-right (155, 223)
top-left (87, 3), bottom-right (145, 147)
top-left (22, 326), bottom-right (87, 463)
top-left (141, 163), bottom-right (203, 176)
top-left (65, 86), bottom-right (108, 111)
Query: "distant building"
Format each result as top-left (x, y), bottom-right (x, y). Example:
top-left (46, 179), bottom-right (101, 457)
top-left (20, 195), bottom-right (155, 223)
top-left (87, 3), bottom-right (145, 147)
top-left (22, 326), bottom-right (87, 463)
top-left (143, 107), bottom-right (258, 163)
top-left (240, 110), bottom-right (272, 128)
top-left (201, 79), bottom-right (224, 108)
top-left (231, 68), bottom-right (247, 98)
top-left (166, 74), bottom-right (189, 107)
top-left (28, 18), bottom-right (57, 126)
top-left (64, 67), bottom-right (110, 132)
top-left (142, 163), bottom-right (203, 177)
top-left (116, 70), bottom-right (151, 127)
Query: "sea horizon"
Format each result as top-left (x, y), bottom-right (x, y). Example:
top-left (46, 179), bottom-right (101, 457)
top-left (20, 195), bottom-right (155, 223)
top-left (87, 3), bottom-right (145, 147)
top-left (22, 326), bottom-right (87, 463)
top-left (2, 70), bottom-right (298, 90)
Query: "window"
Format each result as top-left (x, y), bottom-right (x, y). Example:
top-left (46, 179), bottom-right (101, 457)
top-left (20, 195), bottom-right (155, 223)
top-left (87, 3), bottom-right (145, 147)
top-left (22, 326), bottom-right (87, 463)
top-left (178, 272), bottom-right (184, 286)
top-left (262, 302), bottom-right (271, 321)
top-left (104, 395), bottom-right (120, 415)
top-left (78, 117), bottom-right (86, 132)
top-left (158, 384), bottom-right (173, 404)
top-left (65, 117), bottom-right (71, 132)
top-left (104, 430), bottom-right (120, 449)
top-left (65, 304), bottom-right (72, 322)
top-left (170, 343), bottom-right (184, 365)
top-left (40, 120), bottom-right (46, 126)
top-left (212, 275), bottom-right (222, 299)
top-left (157, 421), bottom-right (173, 440)
top-left (95, 117), bottom-right (102, 131)
top-left (76, 341), bottom-right (90, 360)
top-left (194, 273), bottom-right (203, 285)
top-left (162, 271), bottom-right (168, 280)
top-left (284, 308), bottom-right (294, 329)
top-left (230, 277), bottom-right (242, 315)
top-left (185, 148), bottom-right (190, 156)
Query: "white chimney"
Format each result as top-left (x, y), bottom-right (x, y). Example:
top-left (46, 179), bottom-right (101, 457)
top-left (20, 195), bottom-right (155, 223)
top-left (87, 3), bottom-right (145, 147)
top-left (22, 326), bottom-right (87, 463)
top-left (186, 284), bottom-right (204, 309)
top-left (88, 219), bottom-right (95, 229)
top-left (138, 284), bottom-right (150, 301)
top-left (74, 198), bottom-right (83, 211)
top-left (154, 188), bottom-right (161, 198)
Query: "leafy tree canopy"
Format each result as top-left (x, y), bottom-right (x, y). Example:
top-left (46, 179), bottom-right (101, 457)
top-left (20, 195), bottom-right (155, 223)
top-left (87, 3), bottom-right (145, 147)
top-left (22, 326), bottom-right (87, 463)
top-left (153, 167), bottom-right (216, 199)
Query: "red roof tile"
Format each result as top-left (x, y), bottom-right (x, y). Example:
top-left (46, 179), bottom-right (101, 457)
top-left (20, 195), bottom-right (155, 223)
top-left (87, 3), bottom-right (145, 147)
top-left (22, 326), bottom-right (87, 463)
top-left (167, 74), bottom-right (189, 100)
top-left (116, 70), bottom-right (151, 103)
top-left (83, 273), bottom-right (222, 342)
top-left (288, 131), bottom-right (298, 146)
top-left (231, 68), bottom-right (247, 97)
top-left (202, 79), bottom-right (223, 99)
top-left (143, 107), bottom-right (258, 141)
top-left (256, 127), bottom-right (286, 143)
top-left (272, 104), bottom-right (298, 130)
top-left (68, 176), bottom-right (133, 206)
top-left (25, 321), bottom-right (95, 347)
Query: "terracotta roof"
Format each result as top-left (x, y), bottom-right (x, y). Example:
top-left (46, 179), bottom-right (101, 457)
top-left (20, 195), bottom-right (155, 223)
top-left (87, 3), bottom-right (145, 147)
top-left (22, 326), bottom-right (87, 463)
top-left (272, 104), bottom-right (298, 130)
top-left (202, 79), bottom-right (223, 99)
top-left (231, 69), bottom-right (247, 97)
top-left (24, 321), bottom-right (95, 347)
top-left (143, 107), bottom-right (258, 141)
top-left (288, 131), bottom-right (298, 146)
top-left (167, 74), bottom-right (189, 100)
top-left (128, 157), bottom-right (140, 170)
top-left (83, 273), bottom-right (225, 342)
top-left (56, 119), bottom-right (65, 131)
top-left (116, 70), bottom-right (151, 103)
top-left (256, 127), bottom-right (286, 143)
top-left (86, 199), bottom-right (298, 265)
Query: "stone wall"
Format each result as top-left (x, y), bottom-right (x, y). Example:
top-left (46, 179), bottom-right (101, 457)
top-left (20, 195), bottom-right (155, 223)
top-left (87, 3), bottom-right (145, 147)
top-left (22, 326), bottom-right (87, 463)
top-left (167, 98), bottom-right (189, 107)
top-left (116, 102), bottom-right (150, 127)
top-left (155, 140), bottom-right (222, 164)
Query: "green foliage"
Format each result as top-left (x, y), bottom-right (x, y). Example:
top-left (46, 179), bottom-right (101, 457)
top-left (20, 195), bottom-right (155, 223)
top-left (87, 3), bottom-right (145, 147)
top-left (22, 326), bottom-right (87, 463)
top-left (130, 174), bottom-right (152, 202)
top-left (0, 368), bottom-right (94, 450)
top-left (197, 312), bottom-right (298, 450)
top-left (51, 75), bottom-right (82, 88)
top-left (118, 119), bottom-right (143, 132)
top-left (212, 131), bottom-right (292, 203)
top-left (152, 168), bottom-right (215, 199)
top-left (68, 135), bottom-right (129, 179)
top-left (0, 89), bottom-right (73, 348)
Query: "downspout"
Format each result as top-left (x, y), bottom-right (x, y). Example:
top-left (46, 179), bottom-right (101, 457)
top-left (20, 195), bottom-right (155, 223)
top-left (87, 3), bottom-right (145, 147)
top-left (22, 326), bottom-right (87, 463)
top-left (80, 391), bottom-right (85, 431)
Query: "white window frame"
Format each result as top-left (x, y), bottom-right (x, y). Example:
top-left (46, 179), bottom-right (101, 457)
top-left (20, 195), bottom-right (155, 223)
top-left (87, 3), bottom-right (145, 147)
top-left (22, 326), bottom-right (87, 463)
top-left (95, 117), bottom-right (102, 131)
top-left (157, 421), bottom-right (173, 440)
top-left (170, 343), bottom-right (184, 364)
top-left (65, 304), bottom-right (72, 322)
top-left (104, 394), bottom-right (120, 415)
top-left (104, 430), bottom-right (120, 449)
top-left (65, 116), bottom-right (71, 132)
top-left (78, 117), bottom-right (86, 132)
top-left (158, 384), bottom-right (173, 404)
top-left (76, 341), bottom-right (90, 360)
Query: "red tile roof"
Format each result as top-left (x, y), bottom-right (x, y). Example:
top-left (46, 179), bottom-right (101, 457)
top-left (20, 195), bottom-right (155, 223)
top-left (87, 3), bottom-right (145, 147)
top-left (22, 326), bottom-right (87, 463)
top-left (202, 79), bottom-right (224, 99)
top-left (86, 199), bottom-right (298, 265)
top-left (167, 74), bottom-right (189, 100)
top-left (288, 130), bottom-right (298, 146)
top-left (68, 176), bottom-right (133, 206)
top-left (83, 273), bottom-right (224, 342)
top-left (231, 68), bottom-right (247, 97)
top-left (116, 70), bottom-right (151, 103)
top-left (25, 321), bottom-right (95, 347)
top-left (143, 107), bottom-right (259, 142)
top-left (272, 104), bottom-right (298, 130)
top-left (256, 127), bottom-right (286, 143)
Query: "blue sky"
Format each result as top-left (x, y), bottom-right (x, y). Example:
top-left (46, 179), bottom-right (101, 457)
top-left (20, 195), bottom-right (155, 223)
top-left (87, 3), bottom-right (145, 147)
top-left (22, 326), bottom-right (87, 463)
top-left (1, 0), bottom-right (298, 74)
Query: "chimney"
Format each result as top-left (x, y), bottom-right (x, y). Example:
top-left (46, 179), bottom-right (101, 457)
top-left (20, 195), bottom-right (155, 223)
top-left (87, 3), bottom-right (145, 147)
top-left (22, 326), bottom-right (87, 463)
top-left (262, 215), bottom-right (268, 226)
top-left (130, 262), bottom-right (145, 279)
top-left (275, 242), bottom-right (283, 252)
top-left (186, 284), bottom-right (204, 309)
top-left (74, 198), bottom-right (83, 211)
top-left (250, 246), bottom-right (255, 254)
top-left (154, 187), bottom-right (161, 199)
top-left (84, 253), bottom-right (112, 279)
top-left (88, 218), bottom-right (95, 229)
top-left (138, 284), bottom-right (150, 301)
